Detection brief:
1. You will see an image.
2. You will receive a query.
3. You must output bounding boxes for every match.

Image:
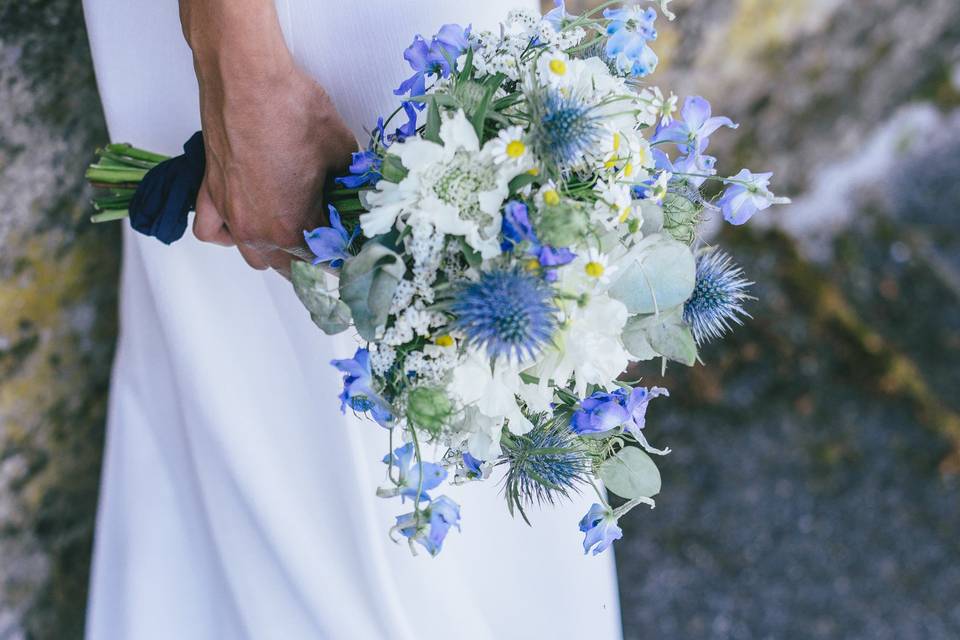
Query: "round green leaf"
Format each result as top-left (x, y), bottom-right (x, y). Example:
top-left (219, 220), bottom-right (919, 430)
top-left (598, 446), bottom-right (662, 500)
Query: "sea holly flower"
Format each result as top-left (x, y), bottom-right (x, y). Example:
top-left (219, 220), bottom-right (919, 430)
top-left (394, 495), bottom-right (461, 556)
top-left (717, 169), bottom-right (791, 225)
top-left (395, 24), bottom-right (472, 101)
top-left (579, 503), bottom-right (623, 555)
top-left (303, 205), bottom-right (359, 269)
top-left (450, 268), bottom-right (558, 362)
top-left (331, 347), bottom-right (393, 426)
top-left (652, 96), bottom-right (738, 155)
top-left (528, 90), bottom-right (605, 174)
top-left (381, 442), bottom-right (447, 501)
top-left (684, 249), bottom-right (754, 344)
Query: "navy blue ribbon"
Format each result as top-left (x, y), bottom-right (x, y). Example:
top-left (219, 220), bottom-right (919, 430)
top-left (128, 131), bottom-right (205, 245)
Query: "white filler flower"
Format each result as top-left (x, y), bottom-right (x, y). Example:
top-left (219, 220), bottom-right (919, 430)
top-left (361, 110), bottom-right (526, 259)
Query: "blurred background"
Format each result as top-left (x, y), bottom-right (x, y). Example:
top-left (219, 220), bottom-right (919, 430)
top-left (1, 0), bottom-right (958, 637)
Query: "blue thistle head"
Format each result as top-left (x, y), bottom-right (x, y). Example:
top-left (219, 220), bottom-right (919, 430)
top-left (451, 268), bottom-right (557, 361)
top-left (529, 89), bottom-right (604, 173)
top-left (683, 249), bottom-right (755, 345)
top-left (499, 415), bottom-right (590, 524)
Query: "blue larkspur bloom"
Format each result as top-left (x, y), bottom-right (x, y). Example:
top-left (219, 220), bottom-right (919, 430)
top-left (462, 452), bottom-right (484, 478)
top-left (717, 169), bottom-right (790, 225)
top-left (336, 150), bottom-right (382, 188)
top-left (652, 96), bottom-right (738, 156)
top-left (394, 495), bottom-right (461, 556)
top-left (395, 24), bottom-right (471, 102)
top-left (604, 6), bottom-right (659, 77)
top-left (303, 205), bottom-right (359, 269)
top-left (451, 267), bottom-right (558, 361)
top-left (572, 387), bottom-right (669, 453)
top-left (530, 90), bottom-right (605, 172)
top-left (543, 0), bottom-right (573, 31)
top-left (331, 348), bottom-right (393, 426)
top-left (683, 249), bottom-right (754, 344)
top-left (383, 442), bottom-right (447, 501)
top-left (500, 201), bottom-right (575, 281)
top-left (579, 503), bottom-right (623, 555)
top-left (653, 148), bottom-right (717, 189)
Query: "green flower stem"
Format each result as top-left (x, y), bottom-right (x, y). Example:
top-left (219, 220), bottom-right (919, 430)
top-left (85, 166), bottom-right (149, 184)
top-left (90, 209), bottom-right (130, 223)
top-left (103, 143), bottom-right (170, 164)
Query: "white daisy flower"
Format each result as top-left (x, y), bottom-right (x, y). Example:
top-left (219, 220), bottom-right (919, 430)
top-left (490, 125), bottom-right (531, 167)
top-left (537, 51), bottom-right (575, 88)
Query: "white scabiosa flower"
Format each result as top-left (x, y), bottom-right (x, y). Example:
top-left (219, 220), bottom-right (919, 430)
top-left (534, 294), bottom-right (631, 397)
top-left (361, 110), bottom-right (525, 259)
top-left (448, 349), bottom-right (553, 437)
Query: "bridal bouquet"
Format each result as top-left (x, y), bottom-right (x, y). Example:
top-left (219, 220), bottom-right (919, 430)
top-left (86, 1), bottom-right (788, 556)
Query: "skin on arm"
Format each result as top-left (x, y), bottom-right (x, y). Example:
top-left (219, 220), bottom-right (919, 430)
top-left (179, 0), bottom-right (357, 277)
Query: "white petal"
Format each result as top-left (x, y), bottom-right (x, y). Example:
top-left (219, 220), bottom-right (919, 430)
top-left (440, 110), bottom-right (481, 152)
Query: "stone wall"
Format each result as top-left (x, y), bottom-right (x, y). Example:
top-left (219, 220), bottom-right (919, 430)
top-left (0, 2), bottom-right (118, 638)
top-left (1, 1), bottom-right (958, 638)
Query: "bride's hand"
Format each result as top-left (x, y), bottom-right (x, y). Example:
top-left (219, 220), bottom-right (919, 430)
top-left (180, 0), bottom-right (357, 277)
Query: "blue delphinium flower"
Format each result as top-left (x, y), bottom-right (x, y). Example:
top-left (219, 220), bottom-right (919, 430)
top-left (543, 0), bottom-right (573, 31)
top-left (451, 267), bottom-right (558, 361)
top-left (330, 348), bottom-right (393, 426)
top-left (530, 90), bottom-right (605, 173)
top-left (572, 387), bottom-right (670, 454)
top-left (395, 24), bottom-right (471, 101)
top-left (382, 443), bottom-right (447, 501)
top-left (303, 205), bottom-right (359, 269)
top-left (500, 201), bottom-right (575, 281)
top-left (716, 169), bottom-right (791, 225)
top-left (394, 495), bottom-right (461, 556)
top-left (653, 148), bottom-right (717, 189)
top-left (652, 96), bottom-right (738, 156)
top-left (604, 6), bottom-right (659, 77)
top-left (683, 249), bottom-right (755, 344)
top-left (336, 150), bottom-right (382, 189)
top-left (462, 452), bottom-right (484, 478)
top-left (579, 503), bottom-right (623, 555)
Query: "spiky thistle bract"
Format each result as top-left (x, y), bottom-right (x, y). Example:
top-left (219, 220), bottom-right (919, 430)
top-left (683, 249), bottom-right (755, 345)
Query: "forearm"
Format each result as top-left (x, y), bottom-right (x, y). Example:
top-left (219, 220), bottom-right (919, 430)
top-left (178, 0), bottom-right (293, 82)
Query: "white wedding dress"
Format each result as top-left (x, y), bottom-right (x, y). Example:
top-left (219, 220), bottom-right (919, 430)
top-left (82, 2), bottom-right (622, 638)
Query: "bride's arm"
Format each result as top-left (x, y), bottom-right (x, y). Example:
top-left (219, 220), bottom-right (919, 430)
top-left (178, 0), bottom-right (357, 276)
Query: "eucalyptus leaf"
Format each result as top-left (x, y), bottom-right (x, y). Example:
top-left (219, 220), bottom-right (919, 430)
top-left (598, 446), bottom-right (661, 500)
top-left (339, 242), bottom-right (406, 340)
top-left (380, 154), bottom-right (408, 183)
top-left (291, 261), bottom-right (352, 335)
top-left (608, 235), bottom-right (696, 315)
top-left (622, 307), bottom-right (698, 366)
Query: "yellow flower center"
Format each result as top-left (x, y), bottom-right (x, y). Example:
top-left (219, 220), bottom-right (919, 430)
top-left (506, 140), bottom-right (526, 159)
top-left (525, 258), bottom-right (542, 272)
top-left (612, 133), bottom-right (622, 152)
top-left (549, 59), bottom-right (568, 76)
top-left (434, 335), bottom-right (454, 347)
top-left (623, 162), bottom-right (634, 177)
top-left (585, 261), bottom-right (605, 278)
top-left (527, 167), bottom-right (540, 176)
top-left (618, 206), bottom-right (632, 223)
top-left (543, 190), bottom-right (561, 206)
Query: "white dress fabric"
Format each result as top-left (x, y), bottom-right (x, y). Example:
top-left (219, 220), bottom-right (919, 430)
top-left (82, 2), bottom-right (623, 639)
